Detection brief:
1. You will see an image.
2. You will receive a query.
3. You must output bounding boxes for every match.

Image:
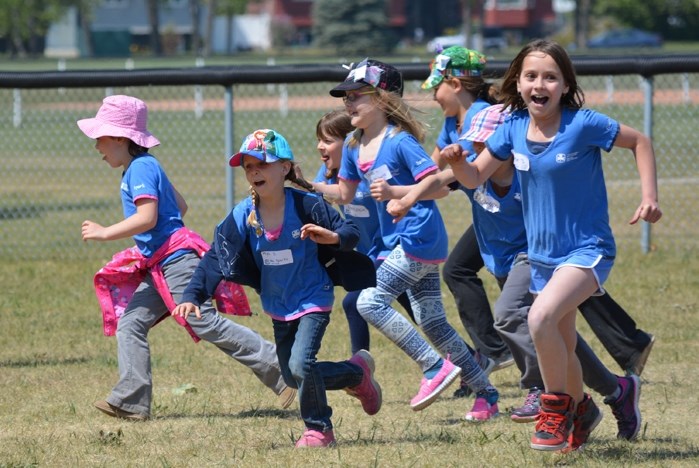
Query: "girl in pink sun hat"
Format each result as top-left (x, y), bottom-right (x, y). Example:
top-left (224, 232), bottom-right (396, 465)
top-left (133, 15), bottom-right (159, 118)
top-left (78, 95), bottom-right (295, 421)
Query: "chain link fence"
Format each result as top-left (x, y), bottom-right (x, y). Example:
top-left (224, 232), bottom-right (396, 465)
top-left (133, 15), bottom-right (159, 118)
top-left (1, 60), bottom-right (698, 261)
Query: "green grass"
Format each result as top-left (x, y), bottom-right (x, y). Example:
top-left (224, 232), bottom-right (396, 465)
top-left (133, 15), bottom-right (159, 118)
top-left (1, 213), bottom-right (698, 465)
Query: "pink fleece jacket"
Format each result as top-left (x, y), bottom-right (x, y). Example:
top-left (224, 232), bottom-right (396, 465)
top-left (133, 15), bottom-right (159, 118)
top-left (94, 227), bottom-right (251, 342)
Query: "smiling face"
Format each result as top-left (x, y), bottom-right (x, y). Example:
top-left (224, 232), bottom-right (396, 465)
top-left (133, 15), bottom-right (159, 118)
top-left (433, 78), bottom-right (462, 118)
top-left (517, 51), bottom-right (569, 120)
top-left (342, 86), bottom-right (382, 130)
top-left (316, 131), bottom-right (343, 172)
top-left (241, 155), bottom-right (290, 198)
top-left (95, 136), bottom-right (132, 169)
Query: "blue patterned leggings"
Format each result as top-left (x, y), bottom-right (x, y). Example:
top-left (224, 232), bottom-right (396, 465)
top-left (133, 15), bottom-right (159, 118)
top-left (357, 244), bottom-right (489, 391)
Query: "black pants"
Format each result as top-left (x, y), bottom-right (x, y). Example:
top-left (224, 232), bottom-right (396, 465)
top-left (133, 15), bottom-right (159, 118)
top-left (442, 225), bottom-right (510, 360)
top-left (579, 293), bottom-right (653, 372)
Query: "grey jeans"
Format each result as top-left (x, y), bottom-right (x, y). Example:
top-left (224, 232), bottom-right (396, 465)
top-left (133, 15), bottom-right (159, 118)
top-left (107, 252), bottom-right (285, 415)
top-left (493, 258), bottom-right (617, 396)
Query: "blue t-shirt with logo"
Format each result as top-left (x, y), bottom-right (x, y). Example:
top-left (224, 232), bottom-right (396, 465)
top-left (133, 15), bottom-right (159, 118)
top-left (486, 108), bottom-right (620, 265)
top-left (120, 154), bottom-right (184, 258)
top-left (339, 126), bottom-right (448, 262)
top-left (436, 98), bottom-right (490, 152)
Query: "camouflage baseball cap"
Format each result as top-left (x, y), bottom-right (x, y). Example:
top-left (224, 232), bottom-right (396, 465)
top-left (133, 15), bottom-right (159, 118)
top-left (421, 46), bottom-right (487, 89)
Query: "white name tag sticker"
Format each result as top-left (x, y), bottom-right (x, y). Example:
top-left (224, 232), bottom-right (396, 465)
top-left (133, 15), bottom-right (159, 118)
top-left (513, 153), bottom-right (530, 171)
top-left (365, 164), bottom-right (393, 183)
top-left (261, 249), bottom-right (293, 266)
top-left (344, 204), bottom-right (370, 217)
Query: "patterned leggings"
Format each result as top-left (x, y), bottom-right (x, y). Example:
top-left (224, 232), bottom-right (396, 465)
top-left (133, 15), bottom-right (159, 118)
top-left (357, 244), bottom-right (489, 391)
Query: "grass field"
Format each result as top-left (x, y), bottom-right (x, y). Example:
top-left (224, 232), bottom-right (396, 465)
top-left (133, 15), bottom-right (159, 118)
top-left (1, 219), bottom-right (698, 466)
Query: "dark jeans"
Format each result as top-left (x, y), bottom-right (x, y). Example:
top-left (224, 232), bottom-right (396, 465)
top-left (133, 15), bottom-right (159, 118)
top-left (442, 224), bottom-right (510, 360)
top-left (273, 313), bottom-right (362, 432)
top-left (579, 293), bottom-right (654, 372)
top-left (342, 258), bottom-right (414, 354)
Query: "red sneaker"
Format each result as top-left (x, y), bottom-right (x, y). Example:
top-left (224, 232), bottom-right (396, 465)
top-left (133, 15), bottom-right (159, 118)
top-left (530, 392), bottom-right (574, 451)
top-left (561, 393), bottom-right (603, 453)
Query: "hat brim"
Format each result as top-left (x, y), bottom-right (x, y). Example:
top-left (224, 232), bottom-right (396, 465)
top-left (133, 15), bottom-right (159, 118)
top-left (329, 80), bottom-right (368, 97)
top-left (229, 150), bottom-right (282, 167)
top-left (77, 118), bottom-right (161, 148)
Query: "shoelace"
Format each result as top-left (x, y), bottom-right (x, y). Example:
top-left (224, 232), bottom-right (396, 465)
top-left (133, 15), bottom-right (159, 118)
top-left (535, 412), bottom-right (569, 438)
top-left (523, 390), bottom-right (540, 408)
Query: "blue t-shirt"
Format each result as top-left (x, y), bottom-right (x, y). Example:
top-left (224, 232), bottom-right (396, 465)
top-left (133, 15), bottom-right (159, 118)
top-left (486, 108), bottom-right (620, 265)
top-left (230, 189), bottom-right (334, 321)
top-left (460, 158), bottom-right (527, 277)
top-left (436, 98), bottom-right (490, 152)
top-left (120, 154), bottom-right (184, 258)
top-left (339, 126), bottom-right (448, 262)
top-left (313, 165), bottom-right (386, 260)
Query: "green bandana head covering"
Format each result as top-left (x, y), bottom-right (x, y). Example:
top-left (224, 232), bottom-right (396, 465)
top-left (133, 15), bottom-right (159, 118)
top-left (422, 46), bottom-right (487, 90)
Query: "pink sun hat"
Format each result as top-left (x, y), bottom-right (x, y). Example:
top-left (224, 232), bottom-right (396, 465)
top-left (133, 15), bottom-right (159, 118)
top-left (77, 95), bottom-right (161, 148)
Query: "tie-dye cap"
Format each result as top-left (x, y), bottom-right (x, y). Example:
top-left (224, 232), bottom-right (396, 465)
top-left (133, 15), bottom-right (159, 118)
top-left (421, 46), bottom-right (487, 90)
top-left (229, 129), bottom-right (294, 167)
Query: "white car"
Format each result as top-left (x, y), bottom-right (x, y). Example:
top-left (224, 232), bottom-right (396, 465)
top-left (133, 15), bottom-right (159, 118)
top-left (426, 28), bottom-right (507, 53)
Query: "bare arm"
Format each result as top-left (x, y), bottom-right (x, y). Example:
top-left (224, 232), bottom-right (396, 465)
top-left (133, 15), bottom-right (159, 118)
top-left (443, 143), bottom-right (503, 189)
top-left (81, 198), bottom-right (158, 242)
top-left (430, 145), bottom-right (447, 170)
top-left (173, 185), bottom-right (188, 217)
top-left (385, 170), bottom-right (455, 222)
top-left (614, 124), bottom-right (662, 224)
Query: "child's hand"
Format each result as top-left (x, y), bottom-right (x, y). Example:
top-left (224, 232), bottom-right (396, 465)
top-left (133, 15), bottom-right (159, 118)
top-left (300, 224), bottom-right (340, 245)
top-left (81, 220), bottom-right (106, 241)
top-left (370, 178), bottom-right (393, 201)
top-left (386, 198), bottom-right (411, 223)
top-left (172, 302), bottom-right (201, 320)
top-left (441, 144), bottom-right (468, 165)
top-left (629, 199), bottom-right (663, 225)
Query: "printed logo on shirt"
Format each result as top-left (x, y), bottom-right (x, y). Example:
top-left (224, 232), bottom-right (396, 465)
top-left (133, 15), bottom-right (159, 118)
top-left (514, 192), bottom-right (522, 202)
top-left (292, 229), bottom-right (301, 239)
top-left (133, 183), bottom-right (146, 190)
top-left (555, 152), bottom-right (579, 164)
top-left (261, 249), bottom-right (293, 266)
top-left (414, 158), bottom-right (427, 167)
top-left (120, 182), bottom-right (129, 191)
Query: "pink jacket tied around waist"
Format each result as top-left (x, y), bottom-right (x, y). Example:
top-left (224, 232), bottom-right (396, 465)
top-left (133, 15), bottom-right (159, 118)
top-left (94, 227), bottom-right (251, 342)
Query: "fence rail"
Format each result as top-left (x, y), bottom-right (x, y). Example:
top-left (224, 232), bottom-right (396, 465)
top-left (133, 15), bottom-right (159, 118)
top-left (2, 55), bottom-right (698, 260)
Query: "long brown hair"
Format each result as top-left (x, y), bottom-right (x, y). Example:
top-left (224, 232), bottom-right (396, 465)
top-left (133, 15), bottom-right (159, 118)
top-left (500, 39), bottom-right (585, 112)
top-left (348, 88), bottom-right (426, 147)
top-left (316, 110), bottom-right (354, 180)
top-left (452, 75), bottom-right (500, 105)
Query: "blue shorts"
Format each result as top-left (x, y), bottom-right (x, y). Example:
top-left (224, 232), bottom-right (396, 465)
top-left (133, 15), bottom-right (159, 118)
top-left (529, 253), bottom-right (614, 296)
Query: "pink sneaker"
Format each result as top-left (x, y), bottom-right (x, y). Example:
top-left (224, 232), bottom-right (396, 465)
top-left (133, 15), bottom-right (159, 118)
top-left (410, 358), bottom-right (461, 411)
top-left (345, 350), bottom-right (382, 415)
top-left (295, 429), bottom-right (336, 448)
top-left (465, 389), bottom-right (500, 421)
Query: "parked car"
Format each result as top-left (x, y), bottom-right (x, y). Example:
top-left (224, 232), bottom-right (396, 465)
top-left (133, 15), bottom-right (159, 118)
top-left (426, 27), bottom-right (507, 53)
top-left (587, 28), bottom-right (663, 48)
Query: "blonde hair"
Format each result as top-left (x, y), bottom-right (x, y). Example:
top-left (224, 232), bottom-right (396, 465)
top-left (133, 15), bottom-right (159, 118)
top-left (247, 161), bottom-right (315, 236)
top-left (348, 88), bottom-right (426, 147)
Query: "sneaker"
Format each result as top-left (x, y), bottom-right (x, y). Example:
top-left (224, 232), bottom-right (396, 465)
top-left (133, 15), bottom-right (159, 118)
top-left (560, 393), bottom-right (603, 453)
top-left (511, 387), bottom-right (542, 423)
top-left (492, 353), bottom-right (516, 372)
top-left (94, 400), bottom-right (149, 421)
top-left (453, 352), bottom-right (492, 399)
top-left (530, 392), bottom-right (574, 451)
top-left (604, 374), bottom-right (641, 440)
top-left (345, 349), bottom-right (382, 415)
top-left (277, 385), bottom-right (297, 409)
top-left (295, 429), bottom-right (336, 448)
top-left (465, 387), bottom-right (499, 421)
top-left (627, 335), bottom-right (655, 377)
top-left (410, 358), bottom-right (461, 411)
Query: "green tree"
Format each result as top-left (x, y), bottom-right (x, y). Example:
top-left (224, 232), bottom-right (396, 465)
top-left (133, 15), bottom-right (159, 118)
top-left (312, 0), bottom-right (395, 56)
top-left (593, 0), bottom-right (699, 40)
top-left (0, 0), bottom-right (69, 57)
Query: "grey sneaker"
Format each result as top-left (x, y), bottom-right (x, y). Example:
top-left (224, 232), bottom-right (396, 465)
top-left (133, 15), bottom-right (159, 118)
top-left (492, 354), bottom-right (515, 372)
top-left (511, 387), bottom-right (541, 423)
top-left (452, 352), bottom-right (494, 399)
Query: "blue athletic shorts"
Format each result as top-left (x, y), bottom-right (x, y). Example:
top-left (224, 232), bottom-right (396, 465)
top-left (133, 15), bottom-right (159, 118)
top-left (529, 253), bottom-right (614, 296)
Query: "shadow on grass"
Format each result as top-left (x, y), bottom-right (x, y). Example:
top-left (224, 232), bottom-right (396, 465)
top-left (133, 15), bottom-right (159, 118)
top-left (157, 407), bottom-right (299, 421)
top-left (0, 355), bottom-right (90, 368)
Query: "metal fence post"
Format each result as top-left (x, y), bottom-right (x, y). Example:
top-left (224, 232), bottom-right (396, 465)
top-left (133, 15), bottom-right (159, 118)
top-left (641, 76), bottom-right (654, 253)
top-left (225, 85), bottom-right (235, 213)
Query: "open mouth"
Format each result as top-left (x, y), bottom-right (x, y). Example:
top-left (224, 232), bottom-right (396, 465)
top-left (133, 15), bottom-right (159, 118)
top-left (253, 180), bottom-right (266, 188)
top-left (531, 95), bottom-right (549, 105)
